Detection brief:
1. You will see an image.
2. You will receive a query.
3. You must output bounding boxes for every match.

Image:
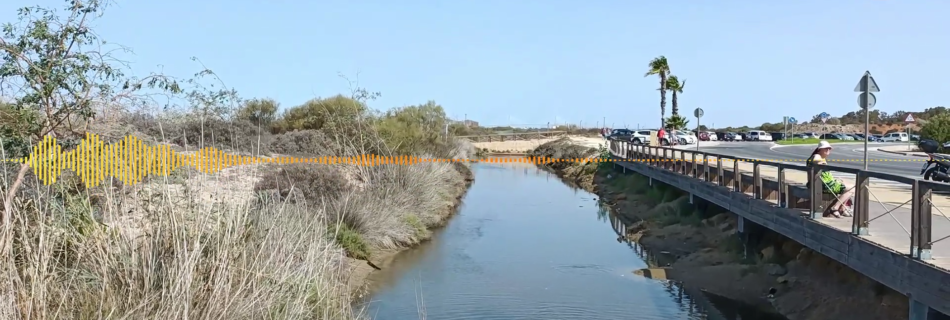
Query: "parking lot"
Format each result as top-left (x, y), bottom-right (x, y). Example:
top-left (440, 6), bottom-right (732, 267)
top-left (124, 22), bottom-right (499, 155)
top-left (605, 129), bottom-right (910, 146)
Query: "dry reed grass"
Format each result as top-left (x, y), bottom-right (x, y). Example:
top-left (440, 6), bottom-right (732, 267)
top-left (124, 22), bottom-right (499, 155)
top-left (0, 127), bottom-right (475, 319)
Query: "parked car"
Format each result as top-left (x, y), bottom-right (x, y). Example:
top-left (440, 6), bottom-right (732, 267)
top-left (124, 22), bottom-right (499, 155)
top-left (801, 132), bottom-right (819, 139)
top-left (630, 130), bottom-right (654, 145)
top-left (695, 131), bottom-right (716, 141)
top-left (819, 133), bottom-right (843, 140)
top-left (629, 129), bottom-right (673, 145)
top-left (881, 132), bottom-right (909, 142)
top-left (607, 129), bottom-right (634, 141)
top-left (872, 134), bottom-right (884, 142)
top-left (723, 132), bottom-right (743, 141)
top-left (747, 130), bottom-right (772, 141)
top-left (853, 133), bottom-right (882, 142)
top-left (675, 132), bottom-right (696, 144)
top-left (770, 132), bottom-right (785, 141)
top-left (830, 133), bottom-right (854, 140)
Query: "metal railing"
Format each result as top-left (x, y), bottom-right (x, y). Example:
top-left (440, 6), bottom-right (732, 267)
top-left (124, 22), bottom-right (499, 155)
top-left (608, 140), bottom-right (950, 261)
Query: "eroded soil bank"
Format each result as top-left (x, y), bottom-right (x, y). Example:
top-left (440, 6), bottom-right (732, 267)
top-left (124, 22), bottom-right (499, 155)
top-left (346, 162), bottom-right (476, 298)
top-left (530, 138), bottom-right (909, 320)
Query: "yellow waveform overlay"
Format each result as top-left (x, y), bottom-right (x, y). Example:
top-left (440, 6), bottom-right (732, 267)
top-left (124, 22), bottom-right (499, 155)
top-left (2, 133), bottom-right (601, 187)
top-left (4, 133), bottom-right (252, 188)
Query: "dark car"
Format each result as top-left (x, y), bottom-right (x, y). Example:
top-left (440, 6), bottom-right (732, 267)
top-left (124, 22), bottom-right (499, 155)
top-left (770, 132), bottom-right (785, 141)
top-left (607, 129), bottom-right (634, 141)
top-left (723, 132), bottom-right (741, 141)
top-left (819, 133), bottom-right (842, 140)
top-left (854, 133), bottom-right (881, 142)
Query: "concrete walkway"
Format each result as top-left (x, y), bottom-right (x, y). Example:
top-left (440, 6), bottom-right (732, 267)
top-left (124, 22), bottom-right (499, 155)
top-left (878, 145), bottom-right (929, 158)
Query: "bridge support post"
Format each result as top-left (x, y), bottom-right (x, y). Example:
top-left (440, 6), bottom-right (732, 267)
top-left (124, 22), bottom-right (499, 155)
top-left (808, 165), bottom-right (823, 220)
top-left (689, 193), bottom-right (694, 205)
top-left (737, 216), bottom-right (749, 259)
top-left (853, 172), bottom-right (870, 236)
top-left (736, 216), bottom-right (767, 261)
top-left (909, 297), bottom-right (938, 320)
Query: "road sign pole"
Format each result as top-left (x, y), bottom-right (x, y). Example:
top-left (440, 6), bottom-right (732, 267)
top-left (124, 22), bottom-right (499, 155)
top-left (854, 71), bottom-right (880, 171)
top-left (696, 116), bottom-right (700, 151)
top-left (864, 89), bottom-right (870, 170)
top-left (694, 108), bottom-right (704, 151)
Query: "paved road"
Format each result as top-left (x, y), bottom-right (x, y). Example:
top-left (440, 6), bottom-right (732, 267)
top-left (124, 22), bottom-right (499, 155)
top-left (689, 142), bottom-right (926, 188)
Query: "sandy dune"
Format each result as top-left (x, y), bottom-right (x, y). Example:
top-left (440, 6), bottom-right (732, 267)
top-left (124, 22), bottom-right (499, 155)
top-left (472, 135), bottom-right (607, 153)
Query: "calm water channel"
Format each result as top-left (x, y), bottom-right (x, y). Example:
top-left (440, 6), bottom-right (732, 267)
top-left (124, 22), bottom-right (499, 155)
top-left (361, 158), bottom-right (784, 320)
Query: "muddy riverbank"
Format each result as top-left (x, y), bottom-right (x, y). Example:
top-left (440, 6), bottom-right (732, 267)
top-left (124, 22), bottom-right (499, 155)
top-left (346, 162), bottom-right (476, 299)
top-left (530, 138), bottom-right (909, 320)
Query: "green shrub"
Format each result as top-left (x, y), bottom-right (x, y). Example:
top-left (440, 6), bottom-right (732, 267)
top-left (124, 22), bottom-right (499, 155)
top-left (375, 101), bottom-right (453, 156)
top-left (405, 214), bottom-right (428, 239)
top-left (333, 224), bottom-right (371, 260)
top-left (921, 112), bottom-right (950, 148)
top-left (235, 98), bottom-right (279, 127)
top-left (274, 95), bottom-right (368, 136)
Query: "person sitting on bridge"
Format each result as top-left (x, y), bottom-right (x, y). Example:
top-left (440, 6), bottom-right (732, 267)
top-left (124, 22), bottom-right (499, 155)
top-left (807, 141), bottom-right (855, 218)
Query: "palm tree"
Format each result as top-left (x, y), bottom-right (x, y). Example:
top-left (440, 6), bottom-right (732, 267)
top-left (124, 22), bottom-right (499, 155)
top-left (666, 75), bottom-right (685, 117)
top-left (665, 114), bottom-right (689, 130)
top-left (644, 56), bottom-right (671, 129)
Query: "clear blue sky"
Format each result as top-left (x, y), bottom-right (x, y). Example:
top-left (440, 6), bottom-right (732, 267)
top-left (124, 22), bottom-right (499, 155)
top-left (2, 0), bottom-right (949, 129)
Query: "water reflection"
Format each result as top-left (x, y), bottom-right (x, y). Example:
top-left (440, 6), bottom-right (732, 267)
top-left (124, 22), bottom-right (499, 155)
top-left (363, 158), bottom-right (784, 320)
top-left (602, 196), bottom-right (788, 320)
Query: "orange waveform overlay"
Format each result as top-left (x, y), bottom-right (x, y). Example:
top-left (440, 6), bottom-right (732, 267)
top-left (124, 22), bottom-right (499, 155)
top-left (4, 133), bottom-right (621, 187)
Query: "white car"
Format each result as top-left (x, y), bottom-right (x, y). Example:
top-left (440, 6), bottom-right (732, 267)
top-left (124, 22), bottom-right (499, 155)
top-left (881, 132), bottom-right (909, 142)
top-left (629, 130), bottom-right (673, 145)
top-left (705, 131), bottom-right (718, 141)
top-left (675, 132), bottom-right (696, 144)
top-left (748, 130), bottom-right (772, 141)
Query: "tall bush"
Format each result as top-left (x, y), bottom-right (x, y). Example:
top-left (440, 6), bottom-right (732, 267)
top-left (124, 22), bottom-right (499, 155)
top-left (921, 112), bottom-right (950, 144)
top-left (375, 101), bottom-right (451, 156)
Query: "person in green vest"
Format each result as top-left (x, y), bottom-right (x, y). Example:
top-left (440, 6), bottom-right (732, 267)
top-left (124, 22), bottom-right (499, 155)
top-left (807, 141), bottom-right (855, 218)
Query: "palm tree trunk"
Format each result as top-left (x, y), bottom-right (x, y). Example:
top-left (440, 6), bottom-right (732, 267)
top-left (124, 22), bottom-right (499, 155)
top-left (659, 76), bottom-right (667, 129)
top-left (671, 91), bottom-right (679, 117)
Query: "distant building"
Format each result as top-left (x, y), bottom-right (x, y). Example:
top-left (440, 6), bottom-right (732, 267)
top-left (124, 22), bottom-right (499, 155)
top-left (449, 119), bottom-right (479, 128)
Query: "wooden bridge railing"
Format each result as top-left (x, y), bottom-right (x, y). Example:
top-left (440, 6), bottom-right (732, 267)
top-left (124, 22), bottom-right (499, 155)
top-left (607, 139), bottom-right (950, 261)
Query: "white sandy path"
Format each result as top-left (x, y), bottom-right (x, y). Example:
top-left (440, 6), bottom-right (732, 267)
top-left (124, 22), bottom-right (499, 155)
top-left (472, 135), bottom-right (608, 153)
